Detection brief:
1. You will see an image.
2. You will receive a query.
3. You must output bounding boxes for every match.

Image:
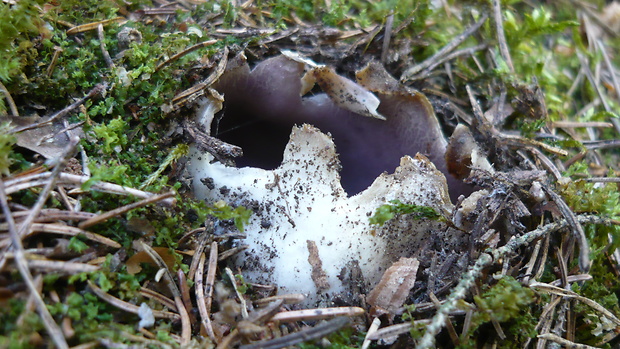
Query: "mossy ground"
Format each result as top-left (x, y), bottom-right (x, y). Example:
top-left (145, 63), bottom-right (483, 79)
top-left (1, 0), bottom-right (620, 348)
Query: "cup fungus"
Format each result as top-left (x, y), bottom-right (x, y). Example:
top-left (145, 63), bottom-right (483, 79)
top-left (188, 52), bottom-right (472, 305)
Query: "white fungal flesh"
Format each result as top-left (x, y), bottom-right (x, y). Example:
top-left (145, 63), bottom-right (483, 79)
top-left (189, 124), bottom-right (459, 305)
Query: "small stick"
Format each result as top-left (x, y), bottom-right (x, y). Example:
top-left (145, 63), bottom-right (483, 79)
top-left (254, 293), bottom-right (305, 306)
top-left (552, 121), bottom-right (613, 128)
top-left (225, 267), bottom-right (249, 319)
top-left (155, 40), bottom-right (218, 72)
top-left (4, 172), bottom-right (175, 206)
top-left (270, 306), bottom-right (364, 322)
top-left (362, 317), bottom-right (381, 349)
top-left (188, 231), bottom-right (210, 280)
top-left (137, 241), bottom-right (192, 344)
top-left (401, 13), bottom-right (488, 81)
top-left (0, 180), bottom-right (69, 349)
top-left (78, 191), bottom-right (175, 229)
top-left (205, 242), bottom-right (218, 313)
top-left (177, 269), bottom-right (193, 316)
top-left (195, 252), bottom-right (216, 341)
top-left (97, 24), bottom-right (115, 69)
top-left (140, 287), bottom-right (177, 311)
top-left (0, 81), bottom-right (18, 116)
top-left (583, 177), bottom-right (620, 183)
top-left (492, 0), bottom-right (514, 73)
top-left (380, 13), bottom-right (394, 64)
top-left (10, 84), bottom-right (106, 135)
top-left (542, 184), bottom-right (590, 272)
top-left (410, 44), bottom-right (488, 80)
top-left (46, 46), bottom-right (63, 78)
top-left (0, 222), bottom-right (121, 249)
top-left (239, 317), bottom-right (351, 349)
top-left (88, 281), bottom-right (180, 320)
top-left (537, 333), bottom-right (598, 349)
top-left (66, 17), bottom-right (125, 35)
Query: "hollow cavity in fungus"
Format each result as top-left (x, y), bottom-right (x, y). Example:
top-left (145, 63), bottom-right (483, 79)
top-left (188, 53), bottom-right (475, 306)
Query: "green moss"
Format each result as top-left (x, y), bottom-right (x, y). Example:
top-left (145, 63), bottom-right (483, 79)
top-left (369, 199), bottom-right (441, 226)
top-left (458, 276), bottom-right (537, 348)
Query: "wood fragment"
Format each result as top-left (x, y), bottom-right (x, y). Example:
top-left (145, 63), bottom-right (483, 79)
top-left (155, 39), bottom-right (218, 72)
top-left (538, 333), bottom-right (599, 349)
top-left (225, 267), bottom-right (249, 319)
top-left (0, 81), bottom-right (18, 116)
top-left (239, 317), bottom-right (351, 349)
top-left (88, 281), bottom-right (180, 320)
top-left (78, 191), bottom-right (176, 229)
top-left (66, 17), bottom-right (126, 35)
top-left (137, 241), bottom-right (192, 345)
top-left (492, 0), bottom-right (514, 73)
top-left (270, 306), bottom-right (364, 322)
top-left (97, 24), bottom-right (114, 69)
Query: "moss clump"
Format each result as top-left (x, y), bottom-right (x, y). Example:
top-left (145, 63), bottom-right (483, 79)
top-left (458, 276), bottom-right (537, 348)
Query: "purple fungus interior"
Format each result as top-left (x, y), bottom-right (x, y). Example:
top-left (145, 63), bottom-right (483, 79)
top-left (212, 55), bottom-right (472, 200)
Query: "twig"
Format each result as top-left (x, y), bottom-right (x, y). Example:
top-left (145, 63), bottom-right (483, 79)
top-left (270, 306), bottom-right (364, 322)
top-left (401, 13), bottom-right (488, 81)
top-left (66, 17), bottom-right (125, 35)
top-left (155, 40), bottom-right (218, 72)
top-left (0, 180), bottom-right (69, 349)
top-left (78, 191), bottom-right (176, 229)
top-left (0, 80), bottom-right (18, 116)
top-left (409, 44), bottom-right (488, 81)
top-left (88, 281), bottom-right (180, 320)
top-left (4, 172), bottom-right (176, 206)
top-left (254, 293), bottom-right (305, 306)
top-left (195, 244), bottom-right (217, 341)
top-left (538, 333), bottom-right (599, 349)
top-left (362, 317), bottom-right (381, 349)
top-left (225, 267), bottom-right (249, 319)
top-left (381, 13), bottom-right (394, 64)
top-left (415, 215), bottom-right (617, 349)
top-left (492, 0), bottom-right (514, 73)
top-left (9, 84), bottom-right (106, 135)
top-left (46, 46), bottom-right (63, 78)
top-left (0, 222), bottom-right (121, 249)
top-left (541, 184), bottom-right (590, 272)
top-left (97, 24), bottom-right (115, 69)
top-left (238, 317), bottom-right (351, 349)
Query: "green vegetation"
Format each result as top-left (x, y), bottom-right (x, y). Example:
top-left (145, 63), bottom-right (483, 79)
top-left (370, 199), bottom-right (441, 225)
